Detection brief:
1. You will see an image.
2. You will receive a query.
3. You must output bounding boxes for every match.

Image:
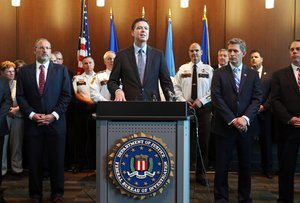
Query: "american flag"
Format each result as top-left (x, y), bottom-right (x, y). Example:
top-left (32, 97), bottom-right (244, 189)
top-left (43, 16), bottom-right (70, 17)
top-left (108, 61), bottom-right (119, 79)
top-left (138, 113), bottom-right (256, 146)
top-left (77, 0), bottom-right (91, 75)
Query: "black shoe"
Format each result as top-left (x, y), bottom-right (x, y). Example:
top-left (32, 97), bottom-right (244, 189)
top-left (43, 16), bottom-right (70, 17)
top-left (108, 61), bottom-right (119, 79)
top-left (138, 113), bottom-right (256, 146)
top-left (196, 174), bottom-right (209, 186)
top-left (263, 171), bottom-right (274, 179)
top-left (0, 192), bottom-right (5, 203)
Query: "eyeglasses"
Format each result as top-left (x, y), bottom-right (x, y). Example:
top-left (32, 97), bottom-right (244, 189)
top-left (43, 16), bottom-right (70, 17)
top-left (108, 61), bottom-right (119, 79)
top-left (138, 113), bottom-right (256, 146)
top-left (290, 47), bottom-right (300, 52)
top-left (36, 46), bottom-right (51, 50)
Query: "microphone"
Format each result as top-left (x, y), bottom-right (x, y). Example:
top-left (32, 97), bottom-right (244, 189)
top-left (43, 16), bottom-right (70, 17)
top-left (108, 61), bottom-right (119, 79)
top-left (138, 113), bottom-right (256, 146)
top-left (151, 92), bottom-right (158, 102)
top-left (165, 88), bottom-right (176, 102)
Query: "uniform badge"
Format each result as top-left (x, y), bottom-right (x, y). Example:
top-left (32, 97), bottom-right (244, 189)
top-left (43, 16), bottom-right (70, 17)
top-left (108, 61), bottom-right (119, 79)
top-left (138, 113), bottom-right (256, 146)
top-left (108, 132), bottom-right (174, 199)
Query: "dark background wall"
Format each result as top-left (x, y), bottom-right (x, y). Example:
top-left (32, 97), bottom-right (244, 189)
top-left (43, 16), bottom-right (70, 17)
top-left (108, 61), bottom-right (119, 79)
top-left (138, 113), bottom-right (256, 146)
top-left (0, 0), bottom-right (299, 73)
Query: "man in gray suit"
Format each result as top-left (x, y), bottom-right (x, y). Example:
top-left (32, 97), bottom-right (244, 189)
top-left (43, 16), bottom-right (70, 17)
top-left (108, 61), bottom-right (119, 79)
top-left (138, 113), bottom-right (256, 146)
top-left (108, 18), bottom-right (174, 101)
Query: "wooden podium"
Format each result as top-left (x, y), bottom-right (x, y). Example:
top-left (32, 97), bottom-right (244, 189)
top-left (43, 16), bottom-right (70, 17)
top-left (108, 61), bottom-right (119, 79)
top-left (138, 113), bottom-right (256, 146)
top-left (95, 101), bottom-right (190, 203)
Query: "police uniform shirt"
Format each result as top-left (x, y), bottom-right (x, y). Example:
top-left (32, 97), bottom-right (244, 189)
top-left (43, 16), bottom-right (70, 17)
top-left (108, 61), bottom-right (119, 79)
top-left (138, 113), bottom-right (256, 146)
top-left (174, 61), bottom-right (213, 105)
top-left (72, 71), bottom-right (96, 99)
top-left (90, 69), bottom-right (111, 102)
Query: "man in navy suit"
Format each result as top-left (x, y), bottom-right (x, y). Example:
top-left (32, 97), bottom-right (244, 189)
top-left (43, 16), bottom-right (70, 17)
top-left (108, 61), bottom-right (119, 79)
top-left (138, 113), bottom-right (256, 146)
top-left (108, 18), bottom-right (174, 101)
top-left (272, 40), bottom-right (300, 203)
top-left (211, 38), bottom-right (262, 203)
top-left (0, 76), bottom-right (11, 203)
top-left (17, 38), bottom-right (71, 203)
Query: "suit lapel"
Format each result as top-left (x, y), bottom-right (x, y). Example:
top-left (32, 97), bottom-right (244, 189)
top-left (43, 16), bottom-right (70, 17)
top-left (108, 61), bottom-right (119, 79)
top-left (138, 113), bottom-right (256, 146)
top-left (143, 46), bottom-right (153, 85)
top-left (43, 62), bottom-right (55, 95)
top-left (239, 65), bottom-right (248, 93)
top-left (30, 63), bottom-right (40, 96)
top-left (127, 46), bottom-right (142, 85)
top-left (286, 66), bottom-right (299, 94)
top-left (225, 65), bottom-right (237, 92)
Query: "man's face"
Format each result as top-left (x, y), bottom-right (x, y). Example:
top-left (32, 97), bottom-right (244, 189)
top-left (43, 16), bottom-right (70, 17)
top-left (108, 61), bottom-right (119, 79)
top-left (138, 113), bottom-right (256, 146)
top-left (218, 51), bottom-right (229, 66)
top-left (189, 43), bottom-right (202, 64)
top-left (104, 53), bottom-right (116, 71)
top-left (34, 39), bottom-right (51, 63)
top-left (2, 67), bottom-right (15, 81)
top-left (250, 52), bottom-right (263, 69)
top-left (131, 21), bottom-right (149, 45)
top-left (228, 44), bottom-right (245, 67)
top-left (50, 54), bottom-right (58, 64)
top-left (55, 53), bottom-right (63, 64)
top-left (82, 57), bottom-right (95, 73)
top-left (289, 41), bottom-right (300, 66)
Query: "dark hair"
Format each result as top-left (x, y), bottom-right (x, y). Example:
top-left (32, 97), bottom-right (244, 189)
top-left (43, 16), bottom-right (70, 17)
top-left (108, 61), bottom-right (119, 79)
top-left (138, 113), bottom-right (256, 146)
top-left (289, 39), bottom-right (300, 49)
top-left (131, 18), bottom-right (149, 30)
top-left (249, 50), bottom-right (263, 58)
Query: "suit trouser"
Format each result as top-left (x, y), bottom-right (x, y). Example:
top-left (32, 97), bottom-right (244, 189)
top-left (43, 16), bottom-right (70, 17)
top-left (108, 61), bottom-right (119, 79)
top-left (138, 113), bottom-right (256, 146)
top-left (277, 135), bottom-right (300, 203)
top-left (28, 124), bottom-right (65, 199)
top-left (214, 132), bottom-right (253, 203)
top-left (6, 116), bottom-right (24, 173)
top-left (0, 136), bottom-right (4, 185)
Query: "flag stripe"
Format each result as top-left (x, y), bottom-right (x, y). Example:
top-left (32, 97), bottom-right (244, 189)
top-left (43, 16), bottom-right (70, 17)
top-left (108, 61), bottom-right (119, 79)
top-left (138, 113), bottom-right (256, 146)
top-left (165, 18), bottom-right (176, 77)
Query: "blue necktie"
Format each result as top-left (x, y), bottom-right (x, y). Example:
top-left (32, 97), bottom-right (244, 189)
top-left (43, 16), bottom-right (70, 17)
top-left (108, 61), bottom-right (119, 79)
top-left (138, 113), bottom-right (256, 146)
top-left (137, 49), bottom-right (145, 83)
top-left (233, 67), bottom-right (240, 92)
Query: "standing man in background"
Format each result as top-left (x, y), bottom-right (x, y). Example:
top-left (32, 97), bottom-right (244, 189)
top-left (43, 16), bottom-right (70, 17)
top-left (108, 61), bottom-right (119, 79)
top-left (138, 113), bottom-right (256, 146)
top-left (174, 42), bottom-right (213, 186)
top-left (17, 38), bottom-right (71, 203)
top-left (208, 48), bottom-right (229, 170)
top-left (250, 50), bottom-right (274, 179)
top-left (108, 18), bottom-right (174, 101)
top-left (211, 38), bottom-right (262, 203)
top-left (90, 51), bottom-right (116, 102)
top-left (272, 40), bottom-right (300, 203)
top-left (0, 76), bottom-right (12, 203)
top-left (72, 56), bottom-right (96, 170)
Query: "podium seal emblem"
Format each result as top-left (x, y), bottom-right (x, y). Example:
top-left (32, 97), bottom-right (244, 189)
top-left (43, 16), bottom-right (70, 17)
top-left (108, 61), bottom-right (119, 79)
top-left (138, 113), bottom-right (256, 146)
top-left (108, 132), bottom-right (174, 199)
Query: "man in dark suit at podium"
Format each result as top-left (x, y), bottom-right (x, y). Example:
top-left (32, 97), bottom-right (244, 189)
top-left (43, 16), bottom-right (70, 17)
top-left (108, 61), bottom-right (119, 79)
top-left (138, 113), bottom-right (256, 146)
top-left (17, 38), bottom-right (71, 203)
top-left (272, 40), bottom-right (300, 203)
top-left (211, 38), bottom-right (262, 203)
top-left (108, 18), bottom-right (174, 101)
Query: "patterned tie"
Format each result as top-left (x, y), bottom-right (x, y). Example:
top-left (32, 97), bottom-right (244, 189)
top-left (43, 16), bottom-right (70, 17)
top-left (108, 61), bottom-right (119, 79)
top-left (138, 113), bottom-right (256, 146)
top-left (191, 64), bottom-right (198, 100)
top-left (298, 68), bottom-right (300, 92)
top-left (233, 67), bottom-right (240, 92)
top-left (137, 49), bottom-right (145, 83)
top-left (39, 65), bottom-right (45, 95)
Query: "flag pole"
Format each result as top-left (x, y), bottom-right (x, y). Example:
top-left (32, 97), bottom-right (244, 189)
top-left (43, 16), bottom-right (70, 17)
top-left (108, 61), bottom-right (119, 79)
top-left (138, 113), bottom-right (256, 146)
top-left (142, 7), bottom-right (145, 18)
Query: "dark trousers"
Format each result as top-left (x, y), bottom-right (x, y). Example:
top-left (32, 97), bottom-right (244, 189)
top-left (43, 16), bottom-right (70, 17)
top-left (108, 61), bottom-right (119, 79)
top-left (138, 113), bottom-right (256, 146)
top-left (190, 107), bottom-right (211, 175)
top-left (214, 133), bottom-right (253, 203)
top-left (257, 111), bottom-right (273, 172)
top-left (277, 136), bottom-right (300, 203)
top-left (0, 136), bottom-right (4, 186)
top-left (28, 125), bottom-right (65, 199)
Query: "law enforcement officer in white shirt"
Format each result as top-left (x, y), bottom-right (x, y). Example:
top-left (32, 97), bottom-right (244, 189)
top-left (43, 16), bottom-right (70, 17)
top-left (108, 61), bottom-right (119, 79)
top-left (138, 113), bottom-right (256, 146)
top-left (90, 51), bottom-right (116, 102)
top-left (72, 56), bottom-right (96, 171)
top-left (174, 42), bottom-right (214, 186)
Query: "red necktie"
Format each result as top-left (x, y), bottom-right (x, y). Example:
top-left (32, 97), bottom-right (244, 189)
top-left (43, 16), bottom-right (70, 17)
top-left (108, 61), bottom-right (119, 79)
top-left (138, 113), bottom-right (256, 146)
top-left (39, 65), bottom-right (45, 95)
top-left (298, 68), bottom-right (300, 92)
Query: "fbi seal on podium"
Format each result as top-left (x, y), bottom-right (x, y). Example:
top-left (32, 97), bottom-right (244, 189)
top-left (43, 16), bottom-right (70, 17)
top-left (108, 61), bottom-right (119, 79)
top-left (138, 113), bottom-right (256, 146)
top-left (108, 132), bottom-right (174, 199)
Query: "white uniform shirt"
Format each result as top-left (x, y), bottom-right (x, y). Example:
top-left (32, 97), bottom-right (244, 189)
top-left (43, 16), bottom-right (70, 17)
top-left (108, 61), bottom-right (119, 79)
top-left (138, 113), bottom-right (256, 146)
top-left (72, 72), bottom-right (96, 99)
top-left (174, 61), bottom-right (213, 105)
top-left (90, 69), bottom-right (111, 102)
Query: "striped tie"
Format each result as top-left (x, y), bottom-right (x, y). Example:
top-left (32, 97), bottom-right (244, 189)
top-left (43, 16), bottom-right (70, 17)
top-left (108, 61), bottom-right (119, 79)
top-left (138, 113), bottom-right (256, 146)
top-left (298, 68), bottom-right (300, 92)
top-left (233, 67), bottom-right (240, 92)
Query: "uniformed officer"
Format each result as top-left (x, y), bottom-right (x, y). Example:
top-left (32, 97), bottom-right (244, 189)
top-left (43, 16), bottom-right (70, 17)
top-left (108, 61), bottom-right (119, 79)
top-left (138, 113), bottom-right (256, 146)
top-left (72, 56), bottom-right (96, 171)
top-left (90, 51), bottom-right (116, 102)
top-left (173, 42), bottom-right (213, 186)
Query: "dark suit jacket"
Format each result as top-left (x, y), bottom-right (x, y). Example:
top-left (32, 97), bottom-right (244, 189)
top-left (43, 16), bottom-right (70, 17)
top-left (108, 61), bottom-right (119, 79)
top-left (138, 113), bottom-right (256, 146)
top-left (260, 68), bottom-right (272, 111)
top-left (271, 66), bottom-right (300, 140)
top-left (108, 45), bottom-right (174, 101)
top-left (16, 62), bottom-right (71, 134)
top-left (0, 76), bottom-right (11, 136)
top-left (211, 64), bottom-right (263, 136)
